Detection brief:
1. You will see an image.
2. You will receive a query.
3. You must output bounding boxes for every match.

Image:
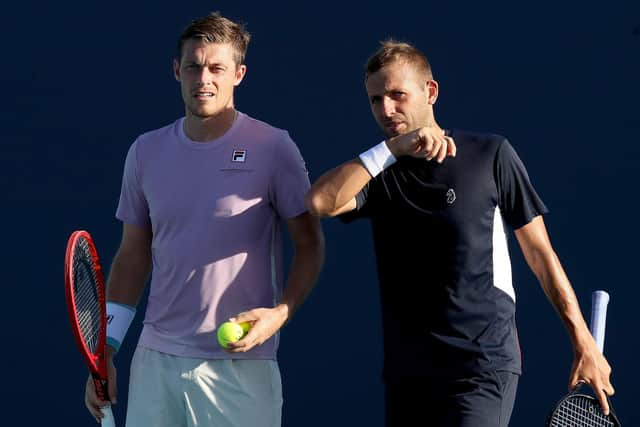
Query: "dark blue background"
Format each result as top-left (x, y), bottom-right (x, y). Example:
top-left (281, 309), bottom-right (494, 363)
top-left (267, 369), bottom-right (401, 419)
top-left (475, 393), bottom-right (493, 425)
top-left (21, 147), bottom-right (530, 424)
top-left (2, 1), bottom-right (638, 425)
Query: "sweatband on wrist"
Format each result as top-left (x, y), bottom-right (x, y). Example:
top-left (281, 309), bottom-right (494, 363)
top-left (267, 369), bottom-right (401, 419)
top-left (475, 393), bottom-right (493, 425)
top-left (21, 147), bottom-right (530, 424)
top-left (106, 302), bottom-right (136, 352)
top-left (358, 140), bottom-right (397, 178)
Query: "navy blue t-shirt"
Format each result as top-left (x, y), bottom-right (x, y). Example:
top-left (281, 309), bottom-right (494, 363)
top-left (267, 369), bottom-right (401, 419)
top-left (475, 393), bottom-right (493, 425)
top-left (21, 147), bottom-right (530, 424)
top-left (341, 130), bottom-right (548, 380)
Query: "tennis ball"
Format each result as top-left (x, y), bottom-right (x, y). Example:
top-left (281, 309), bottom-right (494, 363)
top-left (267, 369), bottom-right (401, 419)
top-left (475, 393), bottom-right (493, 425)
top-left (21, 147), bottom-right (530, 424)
top-left (239, 321), bottom-right (251, 334)
top-left (217, 321), bottom-right (251, 348)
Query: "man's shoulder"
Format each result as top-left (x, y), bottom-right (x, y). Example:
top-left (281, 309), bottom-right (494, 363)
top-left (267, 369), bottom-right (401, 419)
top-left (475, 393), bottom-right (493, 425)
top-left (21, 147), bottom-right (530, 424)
top-left (448, 129), bottom-right (511, 162)
top-left (237, 112), bottom-right (295, 144)
top-left (135, 119), bottom-right (181, 145)
top-left (233, 113), bottom-right (306, 166)
top-left (449, 128), bottom-right (508, 147)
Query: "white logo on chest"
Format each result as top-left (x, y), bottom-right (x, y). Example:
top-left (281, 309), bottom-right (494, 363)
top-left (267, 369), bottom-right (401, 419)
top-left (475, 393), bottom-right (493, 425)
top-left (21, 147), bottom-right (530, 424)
top-left (231, 150), bottom-right (247, 162)
top-left (446, 188), bottom-right (456, 204)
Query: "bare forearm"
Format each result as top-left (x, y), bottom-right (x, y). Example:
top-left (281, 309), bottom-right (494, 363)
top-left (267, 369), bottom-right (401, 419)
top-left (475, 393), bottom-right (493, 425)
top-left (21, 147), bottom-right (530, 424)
top-left (278, 237), bottom-right (325, 321)
top-left (515, 218), bottom-right (614, 407)
top-left (528, 249), bottom-right (591, 350)
top-left (305, 159), bottom-right (371, 217)
top-left (106, 247), bottom-right (151, 306)
top-left (515, 218), bottom-right (592, 350)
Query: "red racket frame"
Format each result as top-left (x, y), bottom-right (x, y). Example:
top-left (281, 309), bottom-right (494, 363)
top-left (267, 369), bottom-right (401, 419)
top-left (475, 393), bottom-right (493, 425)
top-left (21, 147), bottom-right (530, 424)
top-left (64, 230), bottom-right (110, 401)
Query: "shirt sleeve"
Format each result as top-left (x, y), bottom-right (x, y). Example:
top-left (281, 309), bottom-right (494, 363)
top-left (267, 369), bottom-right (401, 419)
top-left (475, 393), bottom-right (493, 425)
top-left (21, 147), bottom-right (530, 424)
top-left (494, 139), bottom-right (548, 230)
top-left (338, 180), bottom-right (375, 223)
top-left (268, 132), bottom-right (311, 219)
top-left (115, 140), bottom-right (150, 227)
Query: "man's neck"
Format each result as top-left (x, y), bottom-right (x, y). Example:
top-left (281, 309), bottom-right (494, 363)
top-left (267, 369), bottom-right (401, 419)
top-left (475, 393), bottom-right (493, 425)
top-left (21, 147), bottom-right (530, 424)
top-left (425, 117), bottom-right (442, 132)
top-left (183, 108), bottom-right (237, 142)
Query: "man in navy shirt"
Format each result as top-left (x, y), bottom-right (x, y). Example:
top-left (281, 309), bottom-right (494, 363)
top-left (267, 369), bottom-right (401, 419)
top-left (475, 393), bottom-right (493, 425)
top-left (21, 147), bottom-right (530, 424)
top-left (305, 40), bottom-right (614, 426)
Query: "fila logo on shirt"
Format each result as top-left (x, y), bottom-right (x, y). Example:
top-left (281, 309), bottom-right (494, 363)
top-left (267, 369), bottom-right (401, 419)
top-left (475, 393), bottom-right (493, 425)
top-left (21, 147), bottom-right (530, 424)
top-left (232, 150), bottom-right (247, 162)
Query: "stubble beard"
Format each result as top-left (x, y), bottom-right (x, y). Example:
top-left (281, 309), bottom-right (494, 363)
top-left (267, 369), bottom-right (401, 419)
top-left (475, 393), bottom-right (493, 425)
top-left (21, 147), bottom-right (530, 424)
top-left (380, 120), bottom-right (407, 138)
top-left (186, 99), bottom-right (227, 120)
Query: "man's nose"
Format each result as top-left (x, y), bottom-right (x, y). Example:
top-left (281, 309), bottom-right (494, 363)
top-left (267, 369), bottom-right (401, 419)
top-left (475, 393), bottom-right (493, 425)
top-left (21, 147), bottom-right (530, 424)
top-left (382, 97), bottom-right (395, 117)
top-left (196, 68), bottom-right (213, 85)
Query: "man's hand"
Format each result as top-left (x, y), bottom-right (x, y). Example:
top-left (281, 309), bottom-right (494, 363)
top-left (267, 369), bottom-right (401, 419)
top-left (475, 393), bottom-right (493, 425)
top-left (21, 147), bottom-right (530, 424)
top-left (84, 349), bottom-right (117, 422)
top-left (226, 305), bottom-right (289, 353)
top-left (569, 339), bottom-right (615, 415)
top-left (386, 127), bottom-right (456, 162)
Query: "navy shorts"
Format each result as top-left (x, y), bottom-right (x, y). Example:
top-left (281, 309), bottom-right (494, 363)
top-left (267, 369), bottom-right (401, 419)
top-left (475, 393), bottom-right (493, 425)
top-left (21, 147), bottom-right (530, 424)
top-left (384, 370), bottom-right (519, 427)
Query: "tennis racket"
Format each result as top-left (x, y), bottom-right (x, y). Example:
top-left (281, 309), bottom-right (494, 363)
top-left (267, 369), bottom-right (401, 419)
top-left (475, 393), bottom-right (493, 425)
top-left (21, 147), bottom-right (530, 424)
top-left (545, 290), bottom-right (621, 426)
top-left (64, 230), bottom-right (116, 427)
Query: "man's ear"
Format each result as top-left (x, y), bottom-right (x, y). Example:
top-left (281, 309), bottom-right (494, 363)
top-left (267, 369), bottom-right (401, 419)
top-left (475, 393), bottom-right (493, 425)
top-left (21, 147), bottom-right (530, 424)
top-left (426, 79), bottom-right (439, 105)
top-left (173, 59), bottom-right (181, 82)
top-left (234, 64), bottom-right (247, 87)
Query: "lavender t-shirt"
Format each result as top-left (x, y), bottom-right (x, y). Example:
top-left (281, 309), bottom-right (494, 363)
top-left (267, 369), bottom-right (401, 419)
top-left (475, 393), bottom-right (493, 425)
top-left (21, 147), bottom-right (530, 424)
top-left (116, 112), bottom-right (310, 359)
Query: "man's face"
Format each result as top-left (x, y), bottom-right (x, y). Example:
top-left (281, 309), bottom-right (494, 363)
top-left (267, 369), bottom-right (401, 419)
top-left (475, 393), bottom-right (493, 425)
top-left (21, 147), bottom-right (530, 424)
top-left (173, 39), bottom-right (246, 119)
top-left (365, 61), bottom-right (436, 137)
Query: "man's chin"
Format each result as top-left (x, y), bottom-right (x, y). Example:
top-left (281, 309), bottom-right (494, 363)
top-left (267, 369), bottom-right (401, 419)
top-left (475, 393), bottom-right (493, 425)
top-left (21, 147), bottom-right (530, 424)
top-left (188, 106), bottom-right (222, 120)
top-left (383, 128), bottom-right (404, 138)
top-left (382, 122), bottom-right (410, 138)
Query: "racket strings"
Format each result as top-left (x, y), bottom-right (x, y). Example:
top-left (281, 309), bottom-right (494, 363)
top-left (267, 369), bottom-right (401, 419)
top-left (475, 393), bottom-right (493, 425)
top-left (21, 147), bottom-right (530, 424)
top-left (72, 238), bottom-right (102, 353)
top-left (550, 396), bottom-right (615, 427)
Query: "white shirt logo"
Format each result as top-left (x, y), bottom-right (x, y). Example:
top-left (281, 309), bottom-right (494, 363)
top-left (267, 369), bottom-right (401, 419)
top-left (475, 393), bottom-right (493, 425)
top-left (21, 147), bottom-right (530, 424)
top-left (232, 150), bottom-right (247, 162)
top-left (446, 188), bottom-right (456, 204)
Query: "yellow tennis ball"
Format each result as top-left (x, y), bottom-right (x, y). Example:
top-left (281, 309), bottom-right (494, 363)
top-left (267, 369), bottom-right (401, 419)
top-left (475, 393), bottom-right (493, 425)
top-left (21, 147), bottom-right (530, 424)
top-left (239, 321), bottom-right (251, 334)
top-left (217, 321), bottom-right (251, 348)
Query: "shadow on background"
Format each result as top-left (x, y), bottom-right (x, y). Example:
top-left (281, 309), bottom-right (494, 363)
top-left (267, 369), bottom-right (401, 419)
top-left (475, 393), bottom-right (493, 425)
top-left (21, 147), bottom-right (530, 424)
top-left (1, 1), bottom-right (638, 425)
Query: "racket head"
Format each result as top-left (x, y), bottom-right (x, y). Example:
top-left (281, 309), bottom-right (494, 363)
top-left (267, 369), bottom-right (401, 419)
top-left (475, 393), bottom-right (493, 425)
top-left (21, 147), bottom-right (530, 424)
top-left (64, 230), bottom-right (108, 380)
top-left (546, 389), bottom-right (621, 426)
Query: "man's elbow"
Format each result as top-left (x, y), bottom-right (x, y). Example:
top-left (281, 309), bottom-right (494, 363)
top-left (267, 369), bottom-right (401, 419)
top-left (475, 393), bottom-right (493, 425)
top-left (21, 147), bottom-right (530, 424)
top-left (305, 190), bottom-right (332, 217)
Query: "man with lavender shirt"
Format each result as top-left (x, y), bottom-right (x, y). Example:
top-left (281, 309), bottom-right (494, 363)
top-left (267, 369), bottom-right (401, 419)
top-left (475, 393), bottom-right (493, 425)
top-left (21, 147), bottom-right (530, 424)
top-left (82, 13), bottom-right (324, 427)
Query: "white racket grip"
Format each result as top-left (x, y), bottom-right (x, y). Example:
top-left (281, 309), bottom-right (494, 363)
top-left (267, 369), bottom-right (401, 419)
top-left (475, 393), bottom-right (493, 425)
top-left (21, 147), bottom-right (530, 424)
top-left (590, 290), bottom-right (609, 353)
top-left (101, 405), bottom-right (116, 427)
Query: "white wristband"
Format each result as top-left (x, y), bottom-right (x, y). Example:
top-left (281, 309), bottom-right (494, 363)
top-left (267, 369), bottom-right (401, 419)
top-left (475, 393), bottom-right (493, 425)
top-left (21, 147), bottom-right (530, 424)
top-left (106, 302), bottom-right (136, 352)
top-left (359, 140), bottom-right (396, 178)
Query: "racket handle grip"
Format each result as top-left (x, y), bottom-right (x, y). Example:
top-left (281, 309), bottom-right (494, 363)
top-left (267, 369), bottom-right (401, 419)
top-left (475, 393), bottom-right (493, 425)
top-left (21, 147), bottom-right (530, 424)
top-left (101, 405), bottom-right (116, 427)
top-left (590, 290), bottom-right (609, 353)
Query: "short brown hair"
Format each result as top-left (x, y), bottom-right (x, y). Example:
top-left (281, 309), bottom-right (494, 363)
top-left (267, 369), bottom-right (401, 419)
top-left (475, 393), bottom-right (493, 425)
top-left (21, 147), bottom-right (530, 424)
top-left (177, 12), bottom-right (251, 66)
top-left (365, 39), bottom-right (433, 82)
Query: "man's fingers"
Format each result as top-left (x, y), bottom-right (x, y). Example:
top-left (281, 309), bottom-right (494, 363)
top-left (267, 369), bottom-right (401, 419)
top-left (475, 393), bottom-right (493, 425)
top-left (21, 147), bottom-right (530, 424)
top-left (422, 137), bottom-right (434, 155)
top-left (594, 386), bottom-right (610, 415)
top-left (422, 132), bottom-right (455, 162)
top-left (425, 138), bottom-right (440, 161)
top-left (606, 383), bottom-right (615, 396)
top-left (446, 136), bottom-right (457, 157)
top-left (85, 377), bottom-right (106, 420)
top-left (230, 311), bottom-right (258, 324)
top-left (568, 373), bottom-right (582, 390)
top-left (435, 138), bottom-right (449, 163)
top-left (600, 376), bottom-right (615, 396)
top-left (228, 335), bottom-right (257, 353)
top-left (85, 397), bottom-right (104, 419)
top-left (108, 381), bottom-right (117, 405)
